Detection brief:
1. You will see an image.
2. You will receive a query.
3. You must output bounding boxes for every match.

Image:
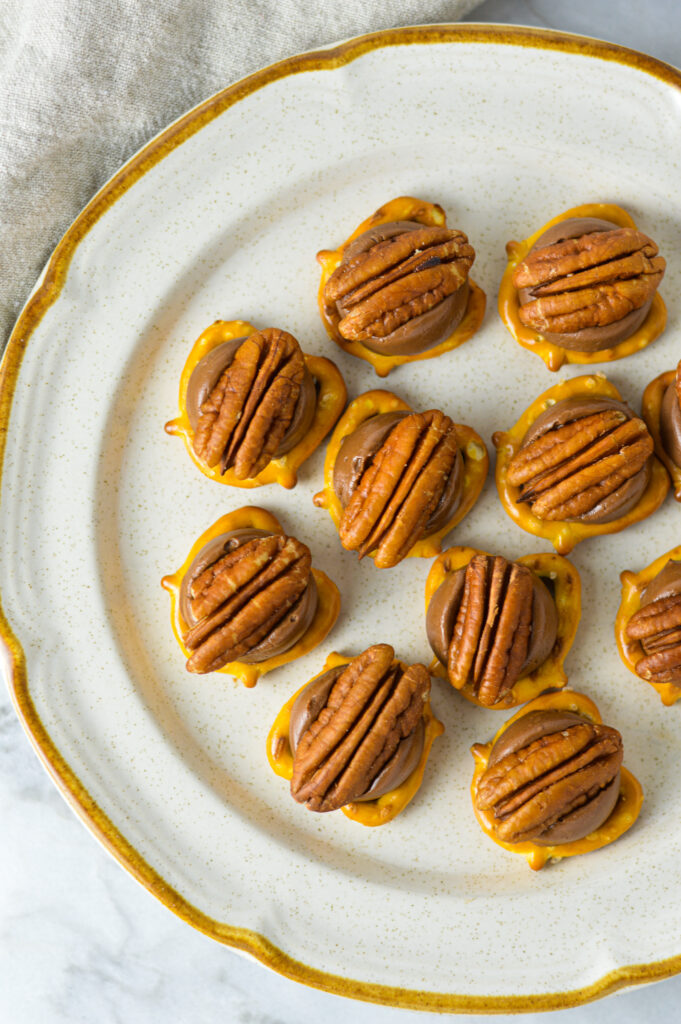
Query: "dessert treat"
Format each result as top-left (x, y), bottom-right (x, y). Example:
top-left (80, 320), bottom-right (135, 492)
top-left (493, 374), bottom-right (669, 554)
top-left (267, 645), bottom-right (444, 826)
top-left (642, 358), bottom-right (681, 501)
top-left (616, 545), bottom-right (681, 706)
top-left (470, 690), bottom-right (643, 870)
top-left (314, 389), bottom-right (488, 568)
top-left (317, 196), bottom-right (486, 377)
top-left (165, 320), bottom-right (347, 488)
top-left (425, 547), bottom-right (580, 709)
top-left (499, 203), bottom-right (666, 371)
top-left (161, 506), bottom-right (340, 687)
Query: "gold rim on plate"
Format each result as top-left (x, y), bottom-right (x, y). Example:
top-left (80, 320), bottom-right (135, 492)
top-left (3, 23), bottom-right (681, 1012)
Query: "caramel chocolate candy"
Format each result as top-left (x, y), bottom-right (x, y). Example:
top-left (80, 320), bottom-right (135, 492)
top-left (494, 375), bottom-right (669, 554)
top-left (333, 409), bottom-right (464, 566)
top-left (641, 362), bottom-right (681, 505)
top-left (324, 220), bottom-right (474, 357)
top-left (513, 217), bottom-right (665, 353)
top-left (162, 508), bottom-right (341, 687)
top-left (625, 559), bottom-right (681, 688)
top-left (316, 197), bottom-right (486, 377)
top-left (315, 390), bottom-right (488, 567)
top-left (476, 708), bottom-right (622, 846)
top-left (498, 204), bottom-right (667, 372)
top-left (659, 360), bottom-right (681, 469)
top-left (289, 647), bottom-right (428, 810)
top-left (426, 547), bottom-right (581, 710)
top-left (267, 647), bottom-right (444, 825)
top-left (471, 691), bottom-right (643, 869)
top-left (288, 666), bottom-right (423, 804)
top-left (179, 527), bottom-right (318, 673)
top-left (165, 320), bottom-right (347, 490)
top-left (188, 328), bottom-right (315, 478)
top-left (507, 395), bottom-right (654, 525)
top-left (426, 553), bottom-right (557, 707)
top-left (617, 545), bottom-right (681, 706)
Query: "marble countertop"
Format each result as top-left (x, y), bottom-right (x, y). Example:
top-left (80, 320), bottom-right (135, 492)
top-left (4, 2), bottom-right (681, 1021)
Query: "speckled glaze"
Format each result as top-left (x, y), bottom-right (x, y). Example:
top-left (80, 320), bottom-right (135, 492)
top-left (2, 24), bottom-right (681, 1014)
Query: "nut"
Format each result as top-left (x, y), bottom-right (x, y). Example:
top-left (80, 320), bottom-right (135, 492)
top-left (626, 592), bottom-right (681, 685)
top-left (507, 400), bottom-right (653, 522)
top-left (183, 533), bottom-right (313, 673)
top-left (324, 225), bottom-right (474, 342)
top-left (436, 554), bottom-right (553, 706)
top-left (338, 410), bottom-right (461, 568)
top-left (192, 328), bottom-right (306, 478)
top-left (513, 227), bottom-right (665, 334)
top-left (290, 644), bottom-right (430, 812)
top-left (476, 710), bottom-right (623, 844)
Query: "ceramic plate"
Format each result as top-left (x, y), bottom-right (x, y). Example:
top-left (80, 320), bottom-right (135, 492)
top-left (4, 24), bottom-right (681, 1013)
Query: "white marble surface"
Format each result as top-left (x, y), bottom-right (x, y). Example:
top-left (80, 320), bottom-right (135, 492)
top-left (4, 2), bottom-right (681, 1021)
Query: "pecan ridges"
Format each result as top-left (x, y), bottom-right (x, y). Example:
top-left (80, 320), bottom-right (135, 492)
top-left (477, 722), bottom-right (623, 843)
top-left (448, 554), bottom-right (534, 706)
top-left (627, 593), bottom-right (681, 685)
top-left (507, 410), bottom-right (653, 521)
top-left (192, 328), bottom-right (305, 478)
top-left (290, 644), bottom-right (430, 812)
top-left (338, 410), bottom-right (459, 568)
top-left (326, 226), bottom-right (474, 341)
top-left (183, 534), bottom-right (311, 673)
top-left (513, 227), bottom-right (665, 333)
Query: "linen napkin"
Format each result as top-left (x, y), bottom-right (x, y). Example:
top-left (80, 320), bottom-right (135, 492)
top-left (0, 0), bottom-right (482, 348)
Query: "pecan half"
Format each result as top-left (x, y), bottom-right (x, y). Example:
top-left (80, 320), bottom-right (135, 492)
top-left (513, 227), bottom-right (664, 334)
top-left (507, 399), bottom-right (653, 522)
top-left (627, 592), bottom-right (681, 685)
top-left (290, 644), bottom-right (430, 812)
top-left (325, 225), bottom-right (474, 342)
top-left (338, 410), bottom-right (461, 568)
top-left (477, 711), bottom-right (623, 844)
top-left (447, 555), bottom-right (537, 706)
top-left (192, 328), bottom-right (306, 478)
top-left (183, 534), bottom-right (312, 673)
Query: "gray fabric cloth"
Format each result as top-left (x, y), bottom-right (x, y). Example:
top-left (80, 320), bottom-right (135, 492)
top-left (0, 0), bottom-right (481, 347)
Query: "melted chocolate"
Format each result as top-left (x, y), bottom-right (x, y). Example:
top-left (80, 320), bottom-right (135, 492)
top-left (660, 382), bottom-right (681, 469)
top-left (179, 528), bottom-right (318, 664)
top-left (519, 396), bottom-right (651, 524)
top-left (185, 335), bottom-right (317, 457)
top-left (487, 709), bottom-right (621, 845)
top-left (640, 559), bottom-right (681, 609)
top-left (426, 565), bottom-right (558, 692)
top-left (517, 217), bottom-right (652, 352)
top-left (332, 411), bottom-right (463, 534)
top-left (337, 220), bottom-right (469, 356)
top-left (288, 665), bottom-right (425, 801)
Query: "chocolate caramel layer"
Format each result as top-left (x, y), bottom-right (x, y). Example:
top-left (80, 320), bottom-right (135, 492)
top-left (487, 709), bottom-right (621, 846)
top-left (519, 396), bottom-right (651, 524)
top-left (426, 565), bottom-right (557, 682)
top-left (640, 558), bottom-right (681, 609)
top-left (186, 336), bottom-right (317, 457)
top-left (333, 411), bottom-right (463, 534)
top-left (179, 528), bottom-right (318, 663)
top-left (336, 220), bottom-right (469, 356)
top-left (288, 665), bottom-right (425, 801)
top-left (660, 382), bottom-right (681, 469)
top-left (518, 217), bottom-right (652, 352)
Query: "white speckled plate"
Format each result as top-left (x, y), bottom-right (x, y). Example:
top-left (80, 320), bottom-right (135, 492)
top-left (3, 24), bottom-right (681, 1013)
